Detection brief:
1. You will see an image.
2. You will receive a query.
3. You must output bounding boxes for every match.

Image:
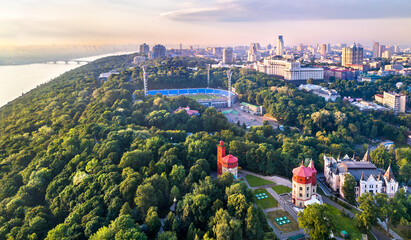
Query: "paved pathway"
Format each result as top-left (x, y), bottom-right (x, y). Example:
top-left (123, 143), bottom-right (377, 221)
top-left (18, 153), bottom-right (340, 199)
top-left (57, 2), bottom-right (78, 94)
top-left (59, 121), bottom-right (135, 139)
top-left (242, 170), bottom-right (404, 240)
top-left (241, 169), bottom-right (292, 187)
top-left (241, 171), bottom-right (305, 240)
top-left (378, 221), bottom-right (403, 240)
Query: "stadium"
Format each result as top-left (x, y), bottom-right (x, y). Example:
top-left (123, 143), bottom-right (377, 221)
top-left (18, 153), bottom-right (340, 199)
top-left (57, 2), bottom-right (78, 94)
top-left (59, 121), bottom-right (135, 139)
top-left (146, 88), bottom-right (238, 108)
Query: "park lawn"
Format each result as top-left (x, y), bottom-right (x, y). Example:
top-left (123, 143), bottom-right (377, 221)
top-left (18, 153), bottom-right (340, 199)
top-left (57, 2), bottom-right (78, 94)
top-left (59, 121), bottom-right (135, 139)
top-left (326, 205), bottom-right (364, 239)
top-left (271, 185), bottom-right (291, 194)
top-left (266, 210), bottom-right (300, 233)
top-left (390, 223), bottom-right (411, 239)
top-left (317, 187), bottom-right (325, 196)
top-left (245, 175), bottom-right (274, 187)
top-left (254, 188), bottom-right (278, 209)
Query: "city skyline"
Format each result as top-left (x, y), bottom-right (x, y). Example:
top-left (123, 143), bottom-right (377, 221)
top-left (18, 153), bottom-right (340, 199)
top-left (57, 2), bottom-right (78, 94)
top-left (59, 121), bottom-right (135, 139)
top-left (2, 0), bottom-right (411, 47)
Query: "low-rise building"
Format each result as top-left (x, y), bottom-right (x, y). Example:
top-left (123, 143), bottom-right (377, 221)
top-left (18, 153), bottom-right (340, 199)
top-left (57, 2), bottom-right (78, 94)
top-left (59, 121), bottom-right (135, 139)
top-left (299, 84), bottom-right (340, 101)
top-left (98, 70), bottom-right (120, 81)
top-left (240, 102), bottom-right (264, 115)
top-left (173, 106), bottom-right (200, 116)
top-left (374, 94), bottom-right (384, 104)
top-left (361, 74), bottom-right (381, 83)
top-left (324, 151), bottom-right (399, 199)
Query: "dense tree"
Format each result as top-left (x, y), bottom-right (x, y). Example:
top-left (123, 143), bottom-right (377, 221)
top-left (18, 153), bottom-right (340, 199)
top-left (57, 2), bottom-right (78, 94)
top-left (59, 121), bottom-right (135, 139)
top-left (342, 174), bottom-right (357, 204)
top-left (355, 193), bottom-right (378, 231)
top-left (298, 203), bottom-right (335, 240)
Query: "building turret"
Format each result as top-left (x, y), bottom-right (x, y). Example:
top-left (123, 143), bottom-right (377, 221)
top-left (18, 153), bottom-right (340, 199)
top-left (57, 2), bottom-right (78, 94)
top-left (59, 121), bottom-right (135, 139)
top-left (308, 158), bottom-right (317, 185)
top-left (363, 148), bottom-right (371, 162)
top-left (217, 140), bottom-right (238, 179)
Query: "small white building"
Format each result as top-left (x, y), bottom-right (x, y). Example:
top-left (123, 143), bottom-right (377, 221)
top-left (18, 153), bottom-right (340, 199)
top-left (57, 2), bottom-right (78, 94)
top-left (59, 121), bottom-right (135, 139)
top-left (299, 84), bottom-right (340, 101)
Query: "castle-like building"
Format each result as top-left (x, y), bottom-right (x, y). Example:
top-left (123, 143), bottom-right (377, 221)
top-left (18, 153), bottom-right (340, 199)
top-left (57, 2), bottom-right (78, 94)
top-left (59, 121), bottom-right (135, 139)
top-left (324, 150), bottom-right (399, 199)
top-left (292, 159), bottom-right (321, 208)
top-left (217, 140), bottom-right (238, 179)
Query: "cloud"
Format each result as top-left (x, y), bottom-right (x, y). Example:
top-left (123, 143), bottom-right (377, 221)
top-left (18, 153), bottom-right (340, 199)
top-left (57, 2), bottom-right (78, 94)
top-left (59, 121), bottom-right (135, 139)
top-left (162, 0), bottom-right (411, 22)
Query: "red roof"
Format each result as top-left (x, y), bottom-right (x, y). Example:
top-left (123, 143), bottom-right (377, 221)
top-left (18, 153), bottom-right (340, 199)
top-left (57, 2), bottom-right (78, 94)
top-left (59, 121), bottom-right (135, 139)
top-left (292, 165), bottom-right (313, 178)
top-left (221, 154), bottom-right (238, 164)
top-left (308, 159), bottom-right (317, 173)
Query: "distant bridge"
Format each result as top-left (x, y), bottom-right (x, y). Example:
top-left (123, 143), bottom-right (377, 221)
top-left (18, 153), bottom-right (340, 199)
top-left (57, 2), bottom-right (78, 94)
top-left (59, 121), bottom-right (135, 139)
top-left (46, 59), bottom-right (92, 64)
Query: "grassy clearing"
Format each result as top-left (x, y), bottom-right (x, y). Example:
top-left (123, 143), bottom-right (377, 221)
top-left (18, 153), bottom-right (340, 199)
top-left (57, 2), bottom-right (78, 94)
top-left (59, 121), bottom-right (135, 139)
top-left (390, 223), bottom-right (411, 239)
top-left (326, 204), bottom-right (364, 239)
top-left (266, 210), bottom-right (300, 233)
top-left (317, 187), bottom-right (325, 196)
top-left (271, 185), bottom-right (291, 194)
top-left (245, 175), bottom-right (274, 187)
top-left (253, 188), bottom-right (278, 209)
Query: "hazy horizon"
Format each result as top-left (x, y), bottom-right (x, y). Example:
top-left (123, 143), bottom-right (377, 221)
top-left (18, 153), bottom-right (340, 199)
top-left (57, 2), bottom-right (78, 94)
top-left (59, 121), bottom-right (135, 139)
top-left (2, 0), bottom-right (411, 48)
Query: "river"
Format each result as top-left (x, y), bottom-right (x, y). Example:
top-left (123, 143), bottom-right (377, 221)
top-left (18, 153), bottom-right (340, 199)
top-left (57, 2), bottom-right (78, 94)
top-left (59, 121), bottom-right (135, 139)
top-left (0, 52), bottom-right (134, 107)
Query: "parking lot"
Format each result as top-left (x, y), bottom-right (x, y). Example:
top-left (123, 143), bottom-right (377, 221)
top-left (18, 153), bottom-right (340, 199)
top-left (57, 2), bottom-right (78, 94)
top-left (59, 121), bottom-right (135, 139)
top-left (222, 104), bottom-right (279, 129)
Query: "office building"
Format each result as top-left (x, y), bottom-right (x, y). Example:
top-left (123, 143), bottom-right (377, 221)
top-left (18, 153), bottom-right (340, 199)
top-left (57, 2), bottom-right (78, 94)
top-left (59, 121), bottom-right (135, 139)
top-left (372, 42), bottom-right (379, 58)
top-left (140, 43), bottom-right (150, 54)
top-left (256, 59), bottom-right (323, 81)
top-left (276, 35), bottom-right (284, 56)
top-left (382, 50), bottom-right (392, 59)
top-left (222, 48), bottom-right (233, 64)
top-left (383, 91), bottom-right (407, 113)
top-left (341, 44), bottom-right (363, 67)
top-left (247, 43), bottom-right (261, 62)
top-left (152, 44), bottom-right (166, 59)
top-left (320, 44), bottom-right (327, 56)
top-left (379, 45), bottom-right (386, 58)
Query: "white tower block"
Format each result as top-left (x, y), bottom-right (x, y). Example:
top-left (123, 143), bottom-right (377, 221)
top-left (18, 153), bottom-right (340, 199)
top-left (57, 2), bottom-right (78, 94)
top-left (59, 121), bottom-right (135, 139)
top-left (207, 64), bottom-right (210, 88)
top-left (142, 65), bottom-right (148, 96)
top-left (227, 70), bottom-right (232, 108)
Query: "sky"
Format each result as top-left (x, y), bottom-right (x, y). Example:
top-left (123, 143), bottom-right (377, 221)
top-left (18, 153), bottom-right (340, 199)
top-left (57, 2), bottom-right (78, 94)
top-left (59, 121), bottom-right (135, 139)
top-left (1, 0), bottom-right (411, 48)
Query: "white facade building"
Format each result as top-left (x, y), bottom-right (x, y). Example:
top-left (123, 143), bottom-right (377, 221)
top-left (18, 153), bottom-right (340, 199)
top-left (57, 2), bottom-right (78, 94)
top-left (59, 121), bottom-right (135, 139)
top-left (255, 59), bottom-right (324, 81)
top-left (299, 84), bottom-right (340, 101)
top-left (324, 151), bottom-right (399, 199)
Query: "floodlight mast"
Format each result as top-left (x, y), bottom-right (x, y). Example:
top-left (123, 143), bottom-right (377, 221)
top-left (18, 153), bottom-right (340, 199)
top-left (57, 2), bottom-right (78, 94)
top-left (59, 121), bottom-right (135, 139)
top-left (142, 65), bottom-right (148, 96)
top-left (227, 70), bottom-right (232, 108)
top-left (207, 64), bottom-right (210, 88)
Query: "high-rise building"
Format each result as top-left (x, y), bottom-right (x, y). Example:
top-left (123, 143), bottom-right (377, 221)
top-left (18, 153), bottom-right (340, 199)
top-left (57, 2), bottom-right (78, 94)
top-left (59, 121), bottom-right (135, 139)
top-left (341, 44), bottom-right (363, 67)
top-left (152, 44), bottom-right (166, 59)
top-left (372, 42), bottom-right (379, 58)
top-left (212, 47), bottom-right (223, 55)
top-left (382, 50), bottom-right (392, 59)
top-left (140, 43), bottom-right (150, 54)
top-left (383, 91), bottom-right (407, 113)
top-left (320, 44), bottom-right (327, 56)
top-left (247, 43), bottom-right (261, 62)
top-left (327, 43), bottom-right (331, 53)
top-left (378, 45), bottom-right (386, 58)
top-left (276, 35), bottom-right (284, 56)
top-left (222, 48), bottom-right (233, 64)
top-left (394, 45), bottom-right (400, 53)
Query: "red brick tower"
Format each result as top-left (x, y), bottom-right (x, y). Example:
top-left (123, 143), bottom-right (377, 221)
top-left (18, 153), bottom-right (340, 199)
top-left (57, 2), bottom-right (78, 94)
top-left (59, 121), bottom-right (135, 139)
top-left (217, 140), bottom-right (226, 175)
